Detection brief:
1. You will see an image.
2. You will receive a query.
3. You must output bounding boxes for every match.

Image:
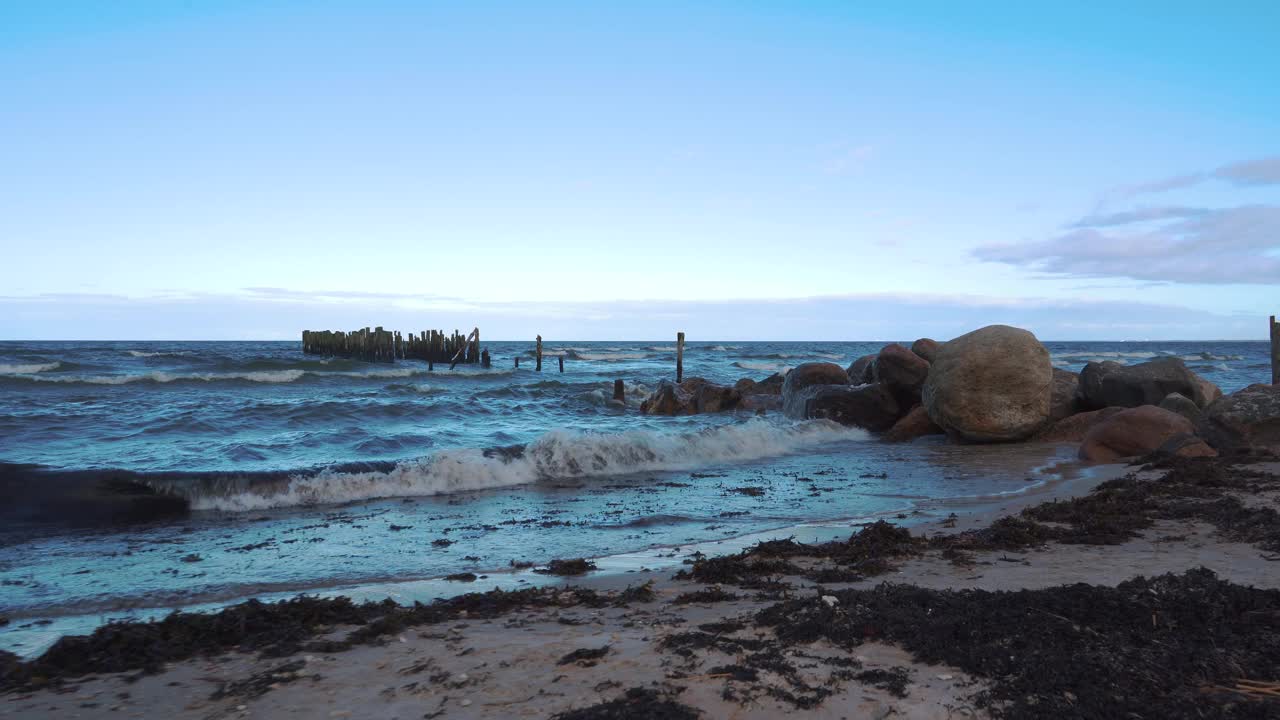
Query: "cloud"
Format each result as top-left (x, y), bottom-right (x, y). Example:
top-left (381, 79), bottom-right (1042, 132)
top-left (976, 204), bottom-right (1280, 285)
top-left (1108, 154), bottom-right (1280, 201)
top-left (0, 289), bottom-right (1264, 341)
top-left (1069, 206), bottom-right (1209, 228)
top-left (1215, 156), bottom-right (1280, 186)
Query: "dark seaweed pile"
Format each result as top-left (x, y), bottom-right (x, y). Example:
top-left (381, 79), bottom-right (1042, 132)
top-left (0, 583), bottom-right (652, 691)
top-left (550, 687), bottom-right (700, 720)
top-left (754, 569), bottom-right (1280, 719)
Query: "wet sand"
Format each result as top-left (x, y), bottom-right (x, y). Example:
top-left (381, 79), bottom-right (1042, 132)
top-left (3, 458), bottom-right (1279, 719)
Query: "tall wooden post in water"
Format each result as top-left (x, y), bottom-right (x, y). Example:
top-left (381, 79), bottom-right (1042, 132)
top-left (676, 331), bottom-right (685, 383)
top-left (1271, 315), bottom-right (1279, 385)
top-left (536, 335), bottom-right (543, 372)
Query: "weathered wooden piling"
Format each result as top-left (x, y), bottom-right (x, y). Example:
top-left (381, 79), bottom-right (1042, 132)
top-left (301, 325), bottom-right (488, 368)
top-left (676, 331), bottom-right (685, 383)
top-left (559, 355), bottom-right (564, 373)
top-left (1271, 315), bottom-right (1279, 385)
top-left (536, 335), bottom-right (543, 372)
top-left (515, 356), bottom-right (520, 369)
top-left (613, 379), bottom-right (625, 402)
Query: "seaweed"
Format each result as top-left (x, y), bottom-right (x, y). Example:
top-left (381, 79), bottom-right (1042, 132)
top-left (557, 645), bottom-right (611, 666)
top-left (550, 687), bottom-right (700, 720)
top-left (535, 558), bottom-right (598, 576)
top-left (754, 570), bottom-right (1280, 719)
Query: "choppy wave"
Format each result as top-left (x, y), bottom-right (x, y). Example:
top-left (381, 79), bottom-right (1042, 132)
top-left (127, 350), bottom-right (195, 358)
top-left (184, 420), bottom-right (868, 510)
top-left (0, 362), bottom-right (62, 374)
top-left (734, 360), bottom-right (794, 374)
top-left (2, 367), bottom-right (435, 385)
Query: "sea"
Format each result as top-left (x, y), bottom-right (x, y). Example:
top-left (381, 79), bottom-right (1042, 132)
top-left (0, 339), bottom-right (1271, 656)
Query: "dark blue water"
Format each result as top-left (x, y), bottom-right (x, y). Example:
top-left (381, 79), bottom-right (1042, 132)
top-left (0, 339), bottom-right (1270, 655)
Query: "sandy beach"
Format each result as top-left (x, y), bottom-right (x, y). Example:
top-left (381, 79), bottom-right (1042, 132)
top-left (5, 454), bottom-right (1278, 719)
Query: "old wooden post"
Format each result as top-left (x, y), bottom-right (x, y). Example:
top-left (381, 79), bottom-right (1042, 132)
top-left (536, 335), bottom-right (543, 372)
top-left (1271, 315), bottom-right (1279, 385)
top-left (676, 331), bottom-right (685, 383)
top-left (613, 379), bottom-right (625, 402)
top-left (558, 355), bottom-right (564, 373)
top-left (515, 356), bottom-right (520, 368)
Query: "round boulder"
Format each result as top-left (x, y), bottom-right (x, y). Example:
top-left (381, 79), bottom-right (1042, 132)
top-left (1196, 384), bottom-right (1280, 452)
top-left (922, 325), bottom-right (1052, 442)
top-left (873, 343), bottom-right (930, 404)
top-left (1158, 392), bottom-right (1201, 423)
top-left (803, 384), bottom-right (901, 431)
top-left (1079, 405), bottom-right (1209, 462)
top-left (883, 405), bottom-right (944, 443)
top-left (846, 354), bottom-right (877, 385)
top-left (783, 363), bottom-right (851, 418)
top-left (1049, 368), bottom-right (1082, 423)
top-left (1079, 357), bottom-right (1214, 410)
top-left (910, 338), bottom-right (940, 363)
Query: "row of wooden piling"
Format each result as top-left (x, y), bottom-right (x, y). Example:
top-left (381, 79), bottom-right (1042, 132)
top-left (302, 327), bottom-right (487, 367)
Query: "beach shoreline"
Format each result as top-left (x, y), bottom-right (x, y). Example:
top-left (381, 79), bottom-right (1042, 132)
top-left (5, 455), bottom-right (1277, 719)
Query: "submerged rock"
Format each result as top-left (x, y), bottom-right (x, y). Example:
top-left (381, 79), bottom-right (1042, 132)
top-left (922, 325), bottom-right (1052, 443)
top-left (1079, 405), bottom-right (1213, 462)
top-left (1079, 357), bottom-right (1215, 410)
top-left (1197, 383), bottom-right (1280, 452)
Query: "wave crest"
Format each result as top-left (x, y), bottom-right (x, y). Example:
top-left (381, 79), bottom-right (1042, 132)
top-left (185, 420), bottom-right (867, 510)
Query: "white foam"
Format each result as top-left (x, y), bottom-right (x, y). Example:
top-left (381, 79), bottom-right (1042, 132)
top-left (0, 362), bottom-right (61, 374)
top-left (126, 350), bottom-right (193, 358)
top-left (734, 360), bottom-right (794, 374)
top-left (190, 420), bottom-right (868, 511)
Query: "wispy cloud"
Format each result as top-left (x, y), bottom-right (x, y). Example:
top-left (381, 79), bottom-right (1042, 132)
top-left (1107, 154), bottom-right (1280, 202)
top-left (976, 204), bottom-right (1280, 285)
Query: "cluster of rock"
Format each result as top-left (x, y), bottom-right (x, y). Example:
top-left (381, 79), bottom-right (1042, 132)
top-left (638, 323), bottom-right (1280, 464)
top-left (638, 375), bottom-right (786, 415)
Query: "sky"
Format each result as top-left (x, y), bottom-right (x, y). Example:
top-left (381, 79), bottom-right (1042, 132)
top-left (1, 1), bottom-right (1277, 340)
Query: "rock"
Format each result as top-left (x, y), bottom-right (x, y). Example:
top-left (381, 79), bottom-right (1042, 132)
top-left (1158, 392), bottom-right (1202, 423)
top-left (845, 354), bottom-right (877, 385)
top-left (921, 325), bottom-right (1052, 443)
top-left (883, 405), bottom-right (943, 443)
top-left (1049, 368), bottom-right (1082, 423)
top-left (1079, 405), bottom-right (1203, 462)
top-left (639, 379), bottom-right (691, 415)
top-left (736, 373), bottom-right (785, 396)
top-left (691, 381), bottom-right (740, 414)
top-left (1151, 433), bottom-right (1218, 460)
top-left (1197, 384), bottom-right (1280, 452)
top-left (800, 383), bottom-right (901, 431)
top-left (910, 338), bottom-right (940, 363)
top-left (782, 363), bottom-right (852, 418)
top-left (1196, 377), bottom-right (1224, 407)
top-left (1078, 357), bottom-right (1213, 410)
top-left (873, 343), bottom-right (930, 404)
top-left (1034, 407), bottom-right (1125, 442)
top-left (739, 394), bottom-right (783, 413)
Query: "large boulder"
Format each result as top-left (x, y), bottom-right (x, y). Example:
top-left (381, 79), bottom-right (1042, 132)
top-left (1049, 368), bottom-right (1082, 423)
top-left (1078, 358), bottom-right (1214, 410)
top-left (1158, 392), bottom-right (1201, 423)
top-left (910, 338), bottom-right (940, 363)
top-left (800, 383), bottom-right (901, 431)
top-left (921, 325), bottom-right (1052, 443)
top-left (736, 373), bottom-right (785, 396)
top-left (883, 405), bottom-right (943, 443)
top-left (1079, 405), bottom-right (1213, 462)
top-left (873, 343), bottom-right (930, 405)
top-left (692, 382), bottom-right (741, 414)
top-left (783, 363), bottom-right (851, 418)
top-left (845, 354), bottom-right (877, 385)
top-left (1197, 384), bottom-right (1280, 453)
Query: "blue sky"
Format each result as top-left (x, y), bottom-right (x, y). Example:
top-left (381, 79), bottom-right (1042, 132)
top-left (2, 1), bottom-right (1277, 340)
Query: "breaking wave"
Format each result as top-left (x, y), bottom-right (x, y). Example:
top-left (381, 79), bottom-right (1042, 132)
top-left (182, 420), bottom-right (868, 511)
top-left (0, 362), bottom-right (62, 374)
top-left (733, 360), bottom-right (794, 374)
